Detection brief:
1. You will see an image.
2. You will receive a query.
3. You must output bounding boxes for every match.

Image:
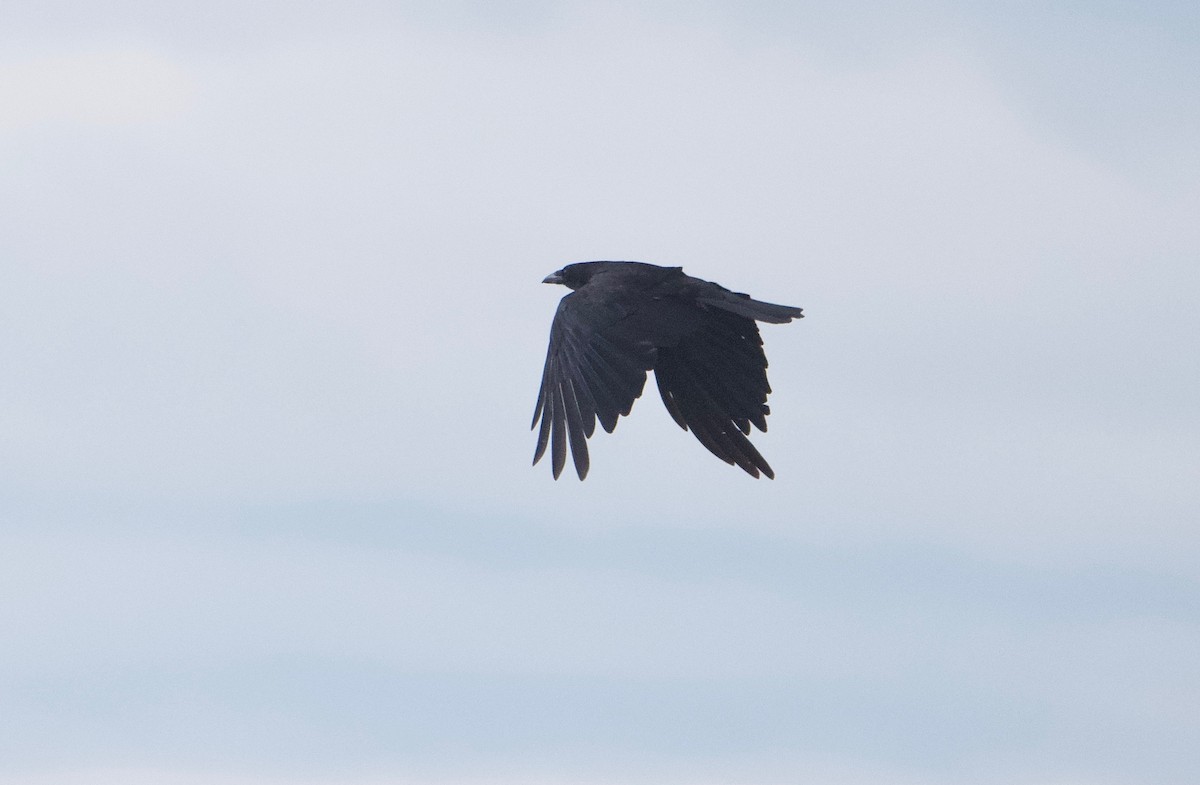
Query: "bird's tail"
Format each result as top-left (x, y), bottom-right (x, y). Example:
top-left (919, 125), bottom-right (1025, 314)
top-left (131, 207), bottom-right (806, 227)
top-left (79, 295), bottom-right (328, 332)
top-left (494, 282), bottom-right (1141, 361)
top-left (697, 290), bottom-right (804, 324)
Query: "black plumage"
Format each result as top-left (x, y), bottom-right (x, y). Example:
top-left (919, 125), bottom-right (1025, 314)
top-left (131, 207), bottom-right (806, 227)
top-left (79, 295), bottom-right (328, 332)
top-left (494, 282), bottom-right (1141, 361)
top-left (531, 261), bottom-right (803, 480)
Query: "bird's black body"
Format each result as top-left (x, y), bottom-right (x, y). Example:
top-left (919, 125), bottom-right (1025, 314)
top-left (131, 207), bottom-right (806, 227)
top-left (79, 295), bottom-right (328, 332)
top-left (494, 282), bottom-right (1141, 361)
top-left (532, 261), bottom-right (803, 480)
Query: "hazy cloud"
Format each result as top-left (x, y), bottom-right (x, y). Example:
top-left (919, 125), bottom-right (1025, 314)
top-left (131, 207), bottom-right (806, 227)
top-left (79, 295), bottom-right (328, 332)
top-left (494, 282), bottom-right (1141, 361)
top-left (2, 3), bottom-right (1197, 784)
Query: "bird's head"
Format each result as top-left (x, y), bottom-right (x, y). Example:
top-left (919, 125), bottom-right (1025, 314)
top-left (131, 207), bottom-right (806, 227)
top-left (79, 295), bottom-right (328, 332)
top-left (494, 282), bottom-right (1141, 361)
top-left (542, 263), bottom-right (595, 291)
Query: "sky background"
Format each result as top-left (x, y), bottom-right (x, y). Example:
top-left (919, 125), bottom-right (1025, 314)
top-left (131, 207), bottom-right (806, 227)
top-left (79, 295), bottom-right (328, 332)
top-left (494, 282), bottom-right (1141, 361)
top-left (2, 1), bottom-right (1198, 783)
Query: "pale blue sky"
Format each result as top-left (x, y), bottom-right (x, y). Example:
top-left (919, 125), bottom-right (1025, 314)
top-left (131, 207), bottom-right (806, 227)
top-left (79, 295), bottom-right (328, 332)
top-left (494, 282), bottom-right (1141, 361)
top-left (1, 2), bottom-right (1198, 784)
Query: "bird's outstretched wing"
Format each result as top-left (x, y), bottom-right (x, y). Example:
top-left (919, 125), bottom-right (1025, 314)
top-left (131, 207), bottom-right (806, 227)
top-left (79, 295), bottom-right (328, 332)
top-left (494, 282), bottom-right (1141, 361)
top-left (531, 290), bottom-right (656, 480)
top-left (653, 308), bottom-right (777, 479)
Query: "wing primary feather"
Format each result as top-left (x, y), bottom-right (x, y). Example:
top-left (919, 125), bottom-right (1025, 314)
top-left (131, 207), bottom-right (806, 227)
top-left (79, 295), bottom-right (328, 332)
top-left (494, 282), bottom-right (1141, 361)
top-left (532, 359), bottom-right (555, 466)
top-left (563, 378), bottom-right (590, 479)
top-left (558, 335), bottom-right (601, 438)
top-left (656, 381), bottom-right (689, 430)
top-left (656, 348), bottom-right (774, 479)
top-left (588, 337), bottom-right (649, 406)
top-left (677, 343), bottom-right (764, 432)
top-left (551, 382), bottom-right (568, 479)
top-left (687, 322), bottom-right (771, 432)
top-left (531, 385), bottom-right (545, 430)
top-left (583, 343), bottom-right (640, 425)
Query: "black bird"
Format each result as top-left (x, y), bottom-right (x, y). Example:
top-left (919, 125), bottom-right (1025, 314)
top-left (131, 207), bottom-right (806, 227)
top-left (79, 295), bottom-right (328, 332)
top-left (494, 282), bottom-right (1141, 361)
top-left (532, 261), bottom-right (803, 480)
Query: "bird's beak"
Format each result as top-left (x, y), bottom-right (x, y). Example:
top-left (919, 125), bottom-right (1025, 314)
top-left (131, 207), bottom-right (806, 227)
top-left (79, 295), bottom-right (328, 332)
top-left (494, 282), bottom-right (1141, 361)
top-left (542, 271), bottom-right (564, 285)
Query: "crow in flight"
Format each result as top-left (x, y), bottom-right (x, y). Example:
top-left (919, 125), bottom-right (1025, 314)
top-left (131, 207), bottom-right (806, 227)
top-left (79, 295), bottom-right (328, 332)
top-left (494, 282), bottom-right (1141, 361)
top-left (532, 261), bottom-right (803, 480)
